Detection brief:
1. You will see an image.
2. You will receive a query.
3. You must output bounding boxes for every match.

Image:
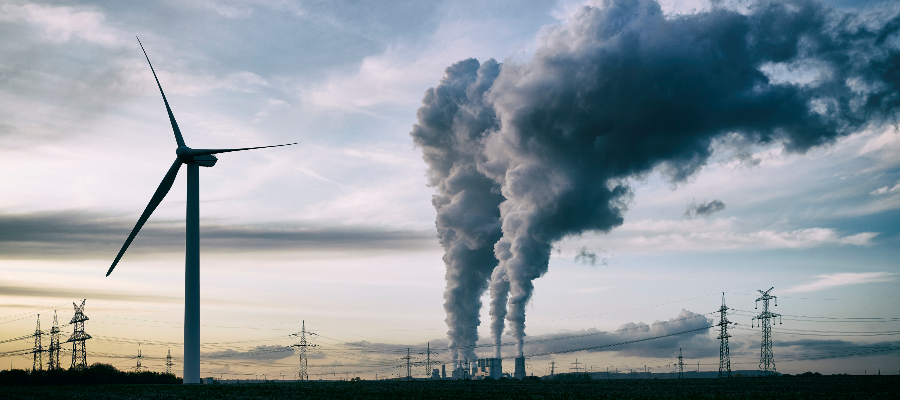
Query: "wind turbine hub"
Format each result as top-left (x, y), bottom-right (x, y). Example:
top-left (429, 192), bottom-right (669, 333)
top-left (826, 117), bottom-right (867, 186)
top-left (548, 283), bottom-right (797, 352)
top-left (175, 146), bottom-right (218, 167)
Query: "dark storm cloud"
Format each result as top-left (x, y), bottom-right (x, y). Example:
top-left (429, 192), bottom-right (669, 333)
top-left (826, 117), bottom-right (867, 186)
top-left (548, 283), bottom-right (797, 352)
top-left (684, 199), bottom-right (726, 218)
top-left (413, 0), bottom-right (900, 358)
top-left (0, 210), bottom-right (434, 259)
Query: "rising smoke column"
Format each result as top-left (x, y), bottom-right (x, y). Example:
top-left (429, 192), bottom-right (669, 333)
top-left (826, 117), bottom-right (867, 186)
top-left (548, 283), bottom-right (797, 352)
top-left (410, 59), bottom-right (504, 364)
top-left (472, 0), bottom-right (900, 357)
top-left (413, 0), bottom-right (900, 359)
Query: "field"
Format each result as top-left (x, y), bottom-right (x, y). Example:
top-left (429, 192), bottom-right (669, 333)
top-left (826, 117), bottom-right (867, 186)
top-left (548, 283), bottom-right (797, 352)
top-left (3, 376), bottom-right (898, 399)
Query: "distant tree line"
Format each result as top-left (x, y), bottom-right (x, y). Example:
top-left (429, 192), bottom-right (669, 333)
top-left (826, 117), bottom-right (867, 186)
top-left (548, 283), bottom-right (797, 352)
top-left (0, 363), bottom-right (181, 385)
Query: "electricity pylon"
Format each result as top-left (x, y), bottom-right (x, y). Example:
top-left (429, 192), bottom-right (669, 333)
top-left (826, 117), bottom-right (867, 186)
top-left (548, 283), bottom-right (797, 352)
top-left (166, 349), bottom-right (173, 375)
top-left (32, 314), bottom-right (43, 372)
top-left (717, 293), bottom-right (733, 377)
top-left (677, 348), bottom-right (684, 379)
top-left (752, 287), bottom-right (781, 376)
top-left (419, 342), bottom-right (439, 379)
top-left (48, 311), bottom-right (61, 371)
top-left (133, 343), bottom-right (144, 372)
top-left (66, 299), bottom-right (91, 369)
top-left (290, 321), bottom-right (317, 381)
top-left (401, 348), bottom-right (414, 381)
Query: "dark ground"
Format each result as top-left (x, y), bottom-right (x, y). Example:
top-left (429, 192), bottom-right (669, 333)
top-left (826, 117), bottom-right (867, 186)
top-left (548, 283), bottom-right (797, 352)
top-left (3, 376), bottom-right (898, 399)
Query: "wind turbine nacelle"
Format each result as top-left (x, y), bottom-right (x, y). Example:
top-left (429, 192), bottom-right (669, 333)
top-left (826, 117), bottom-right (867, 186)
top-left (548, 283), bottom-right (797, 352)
top-left (193, 155), bottom-right (218, 167)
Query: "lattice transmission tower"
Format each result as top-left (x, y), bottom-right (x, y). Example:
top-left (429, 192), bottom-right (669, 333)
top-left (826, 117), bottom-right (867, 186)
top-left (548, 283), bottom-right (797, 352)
top-left (290, 321), bottom-right (317, 381)
top-left (677, 348), bottom-right (684, 379)
top-left (419, 342), bottom-right (439, 379)
top-left (32, 314), bottom-right (43, 372)
top-left (752, 287), bottom-right (781, 376)
top-left (717, 293), bottom-right (733, 378)
top-left (48, 311), bottom-right (61, 371)
top-left (401, 348), bottom-right (414, 381)
top-left (66, 299), bottom-right (91, 369)
top-left (166, 349), bottom-right (173, 375)
top-left (133, 343), bottom-right (145, 372)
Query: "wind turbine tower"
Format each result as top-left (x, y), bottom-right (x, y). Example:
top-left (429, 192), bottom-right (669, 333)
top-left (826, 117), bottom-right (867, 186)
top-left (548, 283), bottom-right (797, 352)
top-left (105, 38), bottom-right (296, 384)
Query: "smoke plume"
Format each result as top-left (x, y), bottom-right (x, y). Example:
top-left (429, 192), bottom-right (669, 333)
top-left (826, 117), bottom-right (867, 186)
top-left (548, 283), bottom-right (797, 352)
top-left (413, 0), bottom-right (900, 359)
top-left (410, 59), bottom-right (504, 364)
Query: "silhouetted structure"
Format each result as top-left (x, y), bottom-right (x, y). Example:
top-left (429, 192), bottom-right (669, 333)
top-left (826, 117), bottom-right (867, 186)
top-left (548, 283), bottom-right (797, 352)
top-left (133, 343), bottom-right (144, 372)
top-left (290, 321), bottom-right (316, 381)
top-left (166, 349), bottom-right (173, 375)
top-left (66, 299), bottom-right (91, 369)
top-left (401, 348), bottom-right (413, 381)
top-left (32, 315), bottom-right (43, 372)
top-left (717, 293), bottom-right (733, 377)
top-left (420, 343), bottom-right (437, 379)
top-left (514, 356), bottom-right (526, 379)
top-left (104, 38), bottom-right (296, 384)
top-left (677, 348), bottom-right (684, 379)
top-left (48, 311), bottom-right (61, 371)
top-left (752, 287), bottom-right (781, 376)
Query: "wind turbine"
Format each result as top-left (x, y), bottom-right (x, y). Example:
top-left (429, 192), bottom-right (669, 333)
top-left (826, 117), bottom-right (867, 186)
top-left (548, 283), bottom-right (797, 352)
top-left (105, 38), bottom-right (296, 384)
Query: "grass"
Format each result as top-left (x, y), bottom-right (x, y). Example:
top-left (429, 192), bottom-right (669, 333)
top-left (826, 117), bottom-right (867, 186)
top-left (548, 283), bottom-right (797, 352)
top-left (3, 376), bottom-right (898, 399)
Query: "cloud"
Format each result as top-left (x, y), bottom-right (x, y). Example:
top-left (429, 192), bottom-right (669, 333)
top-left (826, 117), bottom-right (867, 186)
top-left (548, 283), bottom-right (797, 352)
top-left (0, 282), bottom-right (179, 303)
top-left (202, 345), bottom-right (295, 361)
top-left (684, 199), bottom-right (726, 219)
top-left (786, 272), bottom-right (897, 293)
top-left (775, 339), bottom-right (900, 362)
top-left (0, 210), bottom-right (436, 260)
top-left (0, 3), bottom-right (125, 47)
top-left (569, 286), bottom-right (612, 293)
top-left (514, 309), bottom-right (715, 358)
top-left (870, 180), bottom-right (900, 195)
top-left (609, 218), bottom-right (880, 252)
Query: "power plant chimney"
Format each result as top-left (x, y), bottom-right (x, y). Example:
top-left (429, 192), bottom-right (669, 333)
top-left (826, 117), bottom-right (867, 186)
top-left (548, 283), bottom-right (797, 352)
top-left (514, 357), bottom-right (525, 379)
top-left (489, 358), bottom-right (502, 379)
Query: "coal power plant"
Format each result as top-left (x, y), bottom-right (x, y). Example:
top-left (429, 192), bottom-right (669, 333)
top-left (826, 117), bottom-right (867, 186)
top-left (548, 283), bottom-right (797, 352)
top-left (410, 0), bottom-right (900, 373)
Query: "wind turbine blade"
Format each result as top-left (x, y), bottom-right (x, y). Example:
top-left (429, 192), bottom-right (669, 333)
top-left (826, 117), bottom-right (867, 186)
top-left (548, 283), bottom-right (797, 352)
top-left (183, 142), bottom-right (298, 156)
top-left (107, 158), bottom-right (183, 276)
top-left (137, 37), bottom-right (187, 148)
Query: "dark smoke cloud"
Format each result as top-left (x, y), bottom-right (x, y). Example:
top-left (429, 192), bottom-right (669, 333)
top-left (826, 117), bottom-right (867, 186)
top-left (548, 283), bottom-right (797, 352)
top-left (685, 199), bottom-right (726, 218)
top-left (414, 0), bottom-right (900, 358)
top-left (410, 59), bottom-right (504, 365)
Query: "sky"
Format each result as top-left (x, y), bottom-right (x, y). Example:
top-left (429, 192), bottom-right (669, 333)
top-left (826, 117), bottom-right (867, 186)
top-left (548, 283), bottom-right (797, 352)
top-left (0, 0), bottom-right (898, 380)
